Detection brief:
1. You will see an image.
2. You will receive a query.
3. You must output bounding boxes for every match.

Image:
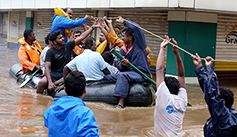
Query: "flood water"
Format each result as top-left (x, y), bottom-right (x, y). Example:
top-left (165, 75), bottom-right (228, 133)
top-left (1, 36), bottom-right (237, 137)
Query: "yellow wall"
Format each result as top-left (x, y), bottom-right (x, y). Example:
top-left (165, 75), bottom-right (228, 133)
top-left (215, 62), bottom-right (237, 71)
top-left (150, 56), bottom-right (166, 67)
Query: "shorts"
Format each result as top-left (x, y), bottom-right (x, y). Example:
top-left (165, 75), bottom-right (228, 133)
top-left (50, 72), bottom-right (63, 82)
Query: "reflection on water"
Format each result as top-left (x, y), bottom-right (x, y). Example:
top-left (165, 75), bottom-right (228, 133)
top-left (0, 36), bottom-right (237, 136)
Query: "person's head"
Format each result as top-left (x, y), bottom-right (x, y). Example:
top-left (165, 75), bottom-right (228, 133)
top-left (63, 8), bottom-right (73, 19)
top-left (82, 37), bottom-right (97, 51)
top-left (50, 31), bottom-right (64, 46)
top-left (99, 33), bottom-right (106, 43)
top-left (64, 71), bottom-right (86, 98)
top-left (24, 29), bottom-right (35, 43)
top-left (164, 76), bottom-right (180, 95)
top-left (219, 87), bottom-right (234, 108)
top-left (72, 30), bottom-right (82, 40)
top-left (45, 33), bottom-right (53, 47)
top-left (121, 27), bottom-right (134, 44)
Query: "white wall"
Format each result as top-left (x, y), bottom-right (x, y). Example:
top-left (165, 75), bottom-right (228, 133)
top-left (0, 0), bottom-right (237, 13)
top-left (195, 0), bottom-right (237, 12)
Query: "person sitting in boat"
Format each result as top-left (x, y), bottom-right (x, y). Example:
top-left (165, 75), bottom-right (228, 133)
top-left (154, 36), bottom-right (187, 136)
top-left (18, 29), bottom-right (42, 73)
top-left (71, 22), bottom-right (92, 59)
top-left (44, 71), bottom-right (99, 137)
top-left (50, 7), bottom-right (89, 45)
top-left (40, 33), bottom-right (54, 75)
top-left (63, 37), bottom-right (110, 82)
top-left (36, 20), bottom-right (99, 94)
top-left (99, 16), bottom-right (151, 109)
top-left (191, 54), bottom-right (237, 136)
top-left (100, 17), bottom-right (152, 74)
top-left (96, 32), bottom-right (113, 64)
top-left (71, 30), bottom-right (84, 59)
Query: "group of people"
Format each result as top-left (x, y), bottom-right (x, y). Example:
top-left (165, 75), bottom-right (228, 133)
top-left (17, 7), bottom-right (237, 137)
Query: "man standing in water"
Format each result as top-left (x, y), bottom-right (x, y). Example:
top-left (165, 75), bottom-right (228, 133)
top-left (192, 54), bottom-right (237, 136)
top-left (44, 71), bottom-right (99, 136)
top-left (155, 36), bottom-right (187, 136)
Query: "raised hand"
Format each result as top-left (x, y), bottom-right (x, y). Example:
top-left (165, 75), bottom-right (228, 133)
top-left (172, 38), bottom-right (179, 55)
top-left (191, 53), bottom-right (202, 68)
top-left (99, 19), bottom-right (106, 28)
top-left (205, 56), bottom-right (213, 66)
top-left (105, 17), bottom-right (112, 25)
top-left (91, 16), bottom-right (97, 24)
top-left (116, 16), bottom-right (124, 24)
top-left (85, 15), bottom-right (89, 19)
top-left (160, 35), bottom-right (171, 49)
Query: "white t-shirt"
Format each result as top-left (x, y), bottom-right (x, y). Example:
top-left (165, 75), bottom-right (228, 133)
top-left (67, 49), bottom-right (108, 81)
top-left (40, 46), bottom-right (50, 74)
top-left (154, 81), bottom-right (187, 137)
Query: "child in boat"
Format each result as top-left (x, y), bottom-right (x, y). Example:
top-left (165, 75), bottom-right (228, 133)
top-left (191, 54), bottom-right (237, 136)
top-left (154, 35), bottom-right (187, 136)
top-left (44, 71), bottom-right (99, 137)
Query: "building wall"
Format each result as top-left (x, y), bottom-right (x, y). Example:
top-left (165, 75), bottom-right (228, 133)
top-left (166, 11), bottom-right (217, 77)
top-left (0, 13), bottom-right (2, 34)
top-left (1, 0), bottom-right (237, 13)
top-left (2, 13), bottom-right (8, 35)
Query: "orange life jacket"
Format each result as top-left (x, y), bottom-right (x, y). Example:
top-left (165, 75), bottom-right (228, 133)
top-left (73, 45), bottom-right (84, 55)
top-left (18, 37), bottom-right (42, 66)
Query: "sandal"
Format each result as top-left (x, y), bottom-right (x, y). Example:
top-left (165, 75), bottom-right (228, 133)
top-left (115, 104), bottom-right (124, 109)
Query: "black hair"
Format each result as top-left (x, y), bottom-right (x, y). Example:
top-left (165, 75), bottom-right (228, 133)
top-left (50, 31), bottom-right (63, 42)
top-left (219, 87), bottom-right (234, 108)
top-left (24, 29), bottom-right (33, 40)
top-left (122, 27), bottom-right (134, 41)
top-left (83, 37), bottom-right (95, 49)
top-left (63, 8), bottom-right (69, 13)
top-left (45, 33), bottom-right (52, 44)
top-left (73, 30), bottom-right (82, 36)
top-left (64, 71), bottom-right (86, 97)
top-left (164, 76), bottom-right (180, 95)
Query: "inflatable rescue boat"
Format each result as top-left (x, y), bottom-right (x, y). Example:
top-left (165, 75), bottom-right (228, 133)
top-left (9, 63), bottom-right (155, 106)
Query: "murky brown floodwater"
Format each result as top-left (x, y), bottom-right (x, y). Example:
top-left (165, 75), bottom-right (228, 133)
top-left (1, 36), bottom-right (237, 137)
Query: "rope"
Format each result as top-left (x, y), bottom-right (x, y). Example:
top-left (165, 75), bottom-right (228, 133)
top-left (121, 19), bottom-right (233, 62)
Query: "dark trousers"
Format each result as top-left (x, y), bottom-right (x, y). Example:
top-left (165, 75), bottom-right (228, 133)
top-left (103, 71), bottom-right (145, 98)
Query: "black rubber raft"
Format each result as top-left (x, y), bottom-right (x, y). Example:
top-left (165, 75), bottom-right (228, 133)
top-left (9, 63), bottom-right (155, 106)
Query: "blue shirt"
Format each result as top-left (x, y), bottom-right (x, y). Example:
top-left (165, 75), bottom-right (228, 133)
top-left (195, 66), bottom-right (237, 136)
top-left (67, 49), bottom-right (108, 81)
top-left (49, 15), bottom-right (87, 44)
top-left (117, 20), bottom-right (151, 77)
top-left (44, 96), bottom-right (99, 137)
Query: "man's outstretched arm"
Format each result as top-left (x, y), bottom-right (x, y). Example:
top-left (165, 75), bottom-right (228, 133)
top-left (172, 39), bottom-right (185, 88)
top-left (156, 35), bottom-right (171, 89)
